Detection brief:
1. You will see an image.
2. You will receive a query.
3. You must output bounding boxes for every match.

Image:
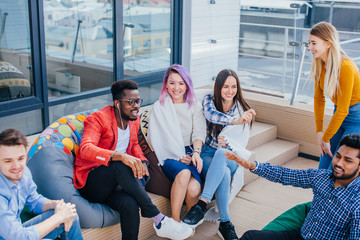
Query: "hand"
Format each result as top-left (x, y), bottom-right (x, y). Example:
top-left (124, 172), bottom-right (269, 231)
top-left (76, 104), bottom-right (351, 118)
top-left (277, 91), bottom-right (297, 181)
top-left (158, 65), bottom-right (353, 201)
top-left (231, 109), bottom-right (256, 125)
top-left (50, 199), bottom-right (64, 210)
top-left (65, 218), bottom-right (73, 232)
top-left (55, 202), bottom-right (77, 228)
top-left (316, 132), bottom-right (333, 158)
top-left (142, 162), bottom-right (150, 177)
top-left (316, 132), bottom-right (324, 156)
top-left (225, 152), bottom-right (255, 170)
top-left (179, 155), bottom-right (192, 165)
top-left (115, 152), bottom-right (144, 179)
top-left (217, 136), bottom-right (227, 148)
top-left (322, 141), bottom-right (332, 158)
top-left (192, 152), bottom-right (203, 173)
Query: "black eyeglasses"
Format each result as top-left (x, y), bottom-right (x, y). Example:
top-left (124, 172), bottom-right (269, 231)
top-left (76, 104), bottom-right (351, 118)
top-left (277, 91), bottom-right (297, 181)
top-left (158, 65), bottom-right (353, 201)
top-left (119, 98), bottom-right (143, 106)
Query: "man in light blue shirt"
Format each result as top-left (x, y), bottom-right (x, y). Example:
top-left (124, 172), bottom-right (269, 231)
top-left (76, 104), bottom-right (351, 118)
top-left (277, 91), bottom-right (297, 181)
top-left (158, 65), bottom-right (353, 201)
top-left (0, 129), bottom-right (83, 240)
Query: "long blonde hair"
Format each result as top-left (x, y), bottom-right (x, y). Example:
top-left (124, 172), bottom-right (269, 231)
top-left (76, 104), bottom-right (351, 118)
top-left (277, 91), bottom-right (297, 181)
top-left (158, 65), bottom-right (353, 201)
top-left (309, 22), bottom-right (348, 98)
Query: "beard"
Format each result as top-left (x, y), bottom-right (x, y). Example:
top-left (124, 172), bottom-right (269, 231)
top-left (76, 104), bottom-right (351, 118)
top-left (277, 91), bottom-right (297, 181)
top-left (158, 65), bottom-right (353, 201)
top-left (120, 109), bottom-right (138, 121)
top-left (332, 165), bottom-right (359, 180)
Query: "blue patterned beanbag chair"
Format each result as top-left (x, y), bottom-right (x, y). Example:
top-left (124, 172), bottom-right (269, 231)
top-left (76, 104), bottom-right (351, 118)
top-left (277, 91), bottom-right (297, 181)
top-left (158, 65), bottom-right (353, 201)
top-left (27, 110), bottom-right (120, 228)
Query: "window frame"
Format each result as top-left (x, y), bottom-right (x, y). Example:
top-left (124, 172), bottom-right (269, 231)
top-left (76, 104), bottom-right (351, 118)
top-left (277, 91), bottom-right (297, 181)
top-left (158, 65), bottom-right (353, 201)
top-left (0, 0), bottom-right (183, 131)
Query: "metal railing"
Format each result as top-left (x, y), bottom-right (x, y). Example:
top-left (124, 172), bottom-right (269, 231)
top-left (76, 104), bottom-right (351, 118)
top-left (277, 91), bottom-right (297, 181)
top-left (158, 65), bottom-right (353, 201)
top-left (238, 22), bottom-right (360, 106)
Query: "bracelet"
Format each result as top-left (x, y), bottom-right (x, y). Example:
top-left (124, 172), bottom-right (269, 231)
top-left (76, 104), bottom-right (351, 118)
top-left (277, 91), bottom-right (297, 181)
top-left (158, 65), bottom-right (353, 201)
top-left (193, 150), bottom-right (201, 155)
top-left (110, 151), bottom-right (115, 161)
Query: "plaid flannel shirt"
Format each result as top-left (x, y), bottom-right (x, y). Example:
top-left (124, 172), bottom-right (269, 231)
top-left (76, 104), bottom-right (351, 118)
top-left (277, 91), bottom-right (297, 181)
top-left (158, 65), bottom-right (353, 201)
top-left (253, 162), bottom-right (360, 240)
top-left (202, 94), bottom-right (237, 148)
top-left (74, 105), bottom-right (147, 189)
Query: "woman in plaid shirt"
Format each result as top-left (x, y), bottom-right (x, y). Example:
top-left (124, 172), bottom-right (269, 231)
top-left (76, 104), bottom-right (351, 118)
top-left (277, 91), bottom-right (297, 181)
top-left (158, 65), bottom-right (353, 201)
top-left (182, 69), bottom-right (255, 240)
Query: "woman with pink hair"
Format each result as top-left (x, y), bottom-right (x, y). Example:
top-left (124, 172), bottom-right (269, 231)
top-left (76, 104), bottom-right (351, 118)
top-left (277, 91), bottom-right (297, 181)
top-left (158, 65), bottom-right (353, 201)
top-left (148, 64), bottom-right (206, 222)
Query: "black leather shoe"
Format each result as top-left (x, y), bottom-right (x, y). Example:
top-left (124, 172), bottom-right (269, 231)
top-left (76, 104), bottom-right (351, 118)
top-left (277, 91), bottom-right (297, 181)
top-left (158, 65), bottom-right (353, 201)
top-left (218, 221), bottom-right (238, 240)
top-left (182, 204), bottom-right (206, 228)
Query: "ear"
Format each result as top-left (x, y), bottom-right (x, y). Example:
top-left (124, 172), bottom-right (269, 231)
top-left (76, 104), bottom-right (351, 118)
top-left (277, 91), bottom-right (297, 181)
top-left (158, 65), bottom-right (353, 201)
top-left (326, 41), bottom-right (332, 49)
top-left (114, 100), bottom-right (120, 108)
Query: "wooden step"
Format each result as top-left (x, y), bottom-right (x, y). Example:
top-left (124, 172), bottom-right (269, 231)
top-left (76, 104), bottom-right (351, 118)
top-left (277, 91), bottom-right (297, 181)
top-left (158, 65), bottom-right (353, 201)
top-left (148, 158), bottom-right (317, 240)
top-left (81, 193), bottom-right (170, 240)
top-left (248, 122), bottom-right (277, 150)
top-left (244, 139), bottom-right (299, 186)
top-left (233, 157), bottom-right (317, 237)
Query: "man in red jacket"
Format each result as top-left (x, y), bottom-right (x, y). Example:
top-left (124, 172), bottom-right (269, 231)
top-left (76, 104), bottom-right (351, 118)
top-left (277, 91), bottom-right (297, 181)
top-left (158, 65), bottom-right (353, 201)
top-left (74, 80), bottom-right (193, 240)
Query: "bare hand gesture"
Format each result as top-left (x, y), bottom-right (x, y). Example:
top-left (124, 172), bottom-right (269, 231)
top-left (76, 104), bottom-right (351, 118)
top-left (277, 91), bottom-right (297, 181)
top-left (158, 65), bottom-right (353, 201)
top-left (114, 152), bottom-right (144, 179)
top-left (231, 109), bottom-right (256, 125)
top-left (316, 132), bottom-right (333, 158)
top-left (217, 136), bottom-right (227, 148)
top-left (179, 155), bottom-right (192, 165)
top-left (192, 152), bottom-right (203, 173)
top-left (225, 152), bottom-right (255, 170)
top-left (54, 201), bottom-right (77, 229)
top-left (143, 162), bottom-right (150, 177)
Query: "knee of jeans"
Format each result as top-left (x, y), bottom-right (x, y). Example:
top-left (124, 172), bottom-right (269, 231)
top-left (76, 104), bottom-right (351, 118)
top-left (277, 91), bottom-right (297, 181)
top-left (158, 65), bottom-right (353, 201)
top-left (72, 213), bottom-right (80, 227)
top-left (213, 148), bottom-right (229, 162)
top-left (224, 167), bottom-right (231, 182)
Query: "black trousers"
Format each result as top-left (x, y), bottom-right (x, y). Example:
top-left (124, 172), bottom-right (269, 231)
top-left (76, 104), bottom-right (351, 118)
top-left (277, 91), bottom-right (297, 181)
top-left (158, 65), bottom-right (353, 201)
top-left (240, 230), bottom-right (305, 240)
top-left (79, 161), bottom-right (160, 240)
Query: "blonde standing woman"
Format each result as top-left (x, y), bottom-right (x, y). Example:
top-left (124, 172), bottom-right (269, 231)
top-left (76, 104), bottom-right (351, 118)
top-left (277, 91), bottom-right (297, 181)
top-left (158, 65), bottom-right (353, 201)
top-left (308, 22), bottom-right (360, 169)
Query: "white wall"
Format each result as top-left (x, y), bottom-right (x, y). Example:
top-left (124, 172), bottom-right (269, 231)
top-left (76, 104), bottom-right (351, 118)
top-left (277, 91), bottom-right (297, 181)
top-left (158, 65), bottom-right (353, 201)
top-left (182, 0), bottom-right (241, 88)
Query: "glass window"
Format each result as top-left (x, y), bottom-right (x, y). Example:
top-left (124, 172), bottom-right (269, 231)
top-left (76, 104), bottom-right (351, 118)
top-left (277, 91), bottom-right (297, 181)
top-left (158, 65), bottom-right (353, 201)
top-left (123, 0), bottom-right (171, 77)
top-left (49, 83), bottom-right (161, 124)
top-left (49, 94), bottom-right (113, 123)
top-left (0, 110), bottom-right (43, 136)
top-left (43, 0), bottom-right (114, 100)
top-left (238, 1), bottom-right (360, 104)
top-left (239, 2), bottom-right (304, 99)
top-left (143, 39), bottom-right (151, 48)
top-left (0, 1), bottom-right (33, 103)
top-left (133, 40), bottom-right (140, 51)
top-left (155, 38), bottom-right (162, 47)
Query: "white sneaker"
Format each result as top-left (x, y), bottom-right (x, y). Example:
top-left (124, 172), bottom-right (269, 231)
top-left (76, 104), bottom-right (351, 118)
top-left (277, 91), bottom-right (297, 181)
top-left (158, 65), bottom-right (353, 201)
top-left (154, 216), bottom-right (194, 240)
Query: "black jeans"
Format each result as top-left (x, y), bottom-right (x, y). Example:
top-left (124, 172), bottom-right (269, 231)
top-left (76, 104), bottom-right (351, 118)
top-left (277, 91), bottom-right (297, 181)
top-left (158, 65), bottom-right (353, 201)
top-left (79, 161), bottom-right (160, 240)
top-left (240, 230), bottom-right (305, 240)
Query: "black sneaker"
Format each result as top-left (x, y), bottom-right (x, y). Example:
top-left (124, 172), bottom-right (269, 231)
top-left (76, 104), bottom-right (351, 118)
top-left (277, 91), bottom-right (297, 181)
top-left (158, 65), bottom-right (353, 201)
top-left (218, 221), bottom-right (238, 240)
top-left (181, 204), bottom-right (206, 228)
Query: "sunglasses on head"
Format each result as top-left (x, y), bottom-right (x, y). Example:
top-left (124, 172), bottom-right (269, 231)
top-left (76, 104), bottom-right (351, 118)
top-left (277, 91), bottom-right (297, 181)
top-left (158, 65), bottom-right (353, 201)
top-left (119, 98), bottom-right (143, 107)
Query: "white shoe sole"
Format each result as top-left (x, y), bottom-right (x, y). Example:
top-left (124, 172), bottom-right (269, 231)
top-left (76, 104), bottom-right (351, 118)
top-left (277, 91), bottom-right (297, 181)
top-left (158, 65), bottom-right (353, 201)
top-left (182, 218), bottom-right (204, 229)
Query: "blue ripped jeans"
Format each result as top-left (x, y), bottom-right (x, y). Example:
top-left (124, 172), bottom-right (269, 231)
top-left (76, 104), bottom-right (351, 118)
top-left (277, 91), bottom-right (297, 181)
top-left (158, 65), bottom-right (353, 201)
top-left (319, 102), bottom-right (360, 169)
top-left (200, 144), bottom-right (239, 222)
